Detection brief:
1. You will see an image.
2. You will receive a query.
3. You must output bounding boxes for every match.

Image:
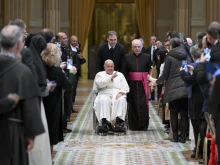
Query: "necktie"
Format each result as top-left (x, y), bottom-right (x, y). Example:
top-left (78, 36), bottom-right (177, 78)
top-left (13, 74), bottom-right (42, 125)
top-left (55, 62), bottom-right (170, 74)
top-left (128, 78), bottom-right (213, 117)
top-left (110, 47), bottom-right (114, 59)
top-left (151, 46), bottom-right (155, 61)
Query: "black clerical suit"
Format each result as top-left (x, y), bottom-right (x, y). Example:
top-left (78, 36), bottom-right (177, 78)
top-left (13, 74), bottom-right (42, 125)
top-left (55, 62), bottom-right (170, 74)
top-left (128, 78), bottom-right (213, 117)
top-left (126, 52), bottom-right (151, 130)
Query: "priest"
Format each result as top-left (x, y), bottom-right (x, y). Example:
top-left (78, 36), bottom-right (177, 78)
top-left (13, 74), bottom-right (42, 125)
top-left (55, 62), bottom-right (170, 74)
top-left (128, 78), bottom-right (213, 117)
top-left (126, 39), bottom-right (151, 131)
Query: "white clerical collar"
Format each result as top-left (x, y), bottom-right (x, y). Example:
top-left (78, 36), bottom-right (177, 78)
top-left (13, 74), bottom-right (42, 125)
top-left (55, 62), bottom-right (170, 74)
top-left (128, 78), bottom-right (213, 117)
top-left (70, 44), bottom-right (77, 52)
top-left (108, 44), bottom-right (115, 50)
top-left (214, 40), bottom-right (218, 45)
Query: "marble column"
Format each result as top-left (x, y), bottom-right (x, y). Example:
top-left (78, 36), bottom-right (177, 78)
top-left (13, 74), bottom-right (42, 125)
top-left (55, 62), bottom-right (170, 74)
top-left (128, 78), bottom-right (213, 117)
top-left (174, 0), bottom-right (191, 36)
top-left (43, 0), bottom-right (60, 33)
top-left (206, 0), bottom-right (220, 24)
top-left (3, 0), bottom-right (30, 31)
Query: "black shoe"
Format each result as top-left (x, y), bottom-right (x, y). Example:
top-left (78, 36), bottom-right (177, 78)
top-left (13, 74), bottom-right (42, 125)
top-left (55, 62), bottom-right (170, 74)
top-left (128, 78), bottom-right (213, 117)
top-left (72, 109), bottom-right (78, 113)
top-left (179, 131), bottom-right (186, 143)
top-left (198, 154), bottom-right (203, 159)
top-left (115, 123), bottom-right (125, 132)
top-left (98, 124), bottom-right (109, 133)
top-left (171, 133), bottom-right (178, 142)
top-left (63, 128), bottom-right (72, 133)
top-left (190, 153), bottom-right (196, 158)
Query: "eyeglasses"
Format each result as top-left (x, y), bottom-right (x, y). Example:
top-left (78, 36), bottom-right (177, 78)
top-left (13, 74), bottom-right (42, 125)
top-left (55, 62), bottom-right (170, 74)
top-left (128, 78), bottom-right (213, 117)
top-left (72, 40), bottom-right (78, 43)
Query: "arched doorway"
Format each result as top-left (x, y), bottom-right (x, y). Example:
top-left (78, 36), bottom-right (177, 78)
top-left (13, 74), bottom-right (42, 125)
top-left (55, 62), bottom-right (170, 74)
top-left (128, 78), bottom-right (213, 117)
top-left (88, 0), bottom-right (137, 79)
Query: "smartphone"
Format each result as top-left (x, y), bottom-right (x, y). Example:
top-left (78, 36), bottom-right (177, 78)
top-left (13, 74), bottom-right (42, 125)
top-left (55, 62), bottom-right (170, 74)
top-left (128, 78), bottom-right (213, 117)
top-left (56, 42), bottom-right (61, 49)
top-left (182, 60), bottom-right (188, 72)
top-left (203, 48), bottom-right (211, 62)
top-left (50, 81), bottom-right (56, 84)
top-left (67, 58), bottom-right (73, 69)
top-left (46, 79), bottom-right (55, 84)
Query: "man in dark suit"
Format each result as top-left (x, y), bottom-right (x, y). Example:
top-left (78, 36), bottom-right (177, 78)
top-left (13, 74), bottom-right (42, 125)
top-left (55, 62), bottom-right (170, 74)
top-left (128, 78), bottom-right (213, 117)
top-left (69, 35), bottom-right (86, 112)
top-left (145, 36), bottom-right (157, 100)
top-left (56, 32), bottom-right (79, 132)
top-left (69, 35), bottom-right (86, 76)
top-left (139, 38), bottom-right (147, 53)
top-left (96, 31), bottom-right (126, 76)
top-left (153, 40), bottom-right (163, 77)
top-left (145, 36), bottom-right (157, 63)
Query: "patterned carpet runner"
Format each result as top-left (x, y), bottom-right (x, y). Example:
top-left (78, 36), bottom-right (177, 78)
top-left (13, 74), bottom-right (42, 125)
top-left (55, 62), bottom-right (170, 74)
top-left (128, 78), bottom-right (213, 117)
top-left (53, 91), bottom-right (193, 165)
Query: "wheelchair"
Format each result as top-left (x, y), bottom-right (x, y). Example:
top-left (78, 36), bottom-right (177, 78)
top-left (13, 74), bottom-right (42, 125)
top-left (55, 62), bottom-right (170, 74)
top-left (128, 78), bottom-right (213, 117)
top-left (93, 105), bottom-right (129, 136)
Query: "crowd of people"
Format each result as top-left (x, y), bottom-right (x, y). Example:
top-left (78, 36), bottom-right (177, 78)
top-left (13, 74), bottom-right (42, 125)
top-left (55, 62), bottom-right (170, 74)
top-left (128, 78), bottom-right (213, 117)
top-left (0, 19), bottom-right (85, 165)
top-left (94, 24), bottom-right (220, 164)
top-left (1, 18), bottom-right (220, 165)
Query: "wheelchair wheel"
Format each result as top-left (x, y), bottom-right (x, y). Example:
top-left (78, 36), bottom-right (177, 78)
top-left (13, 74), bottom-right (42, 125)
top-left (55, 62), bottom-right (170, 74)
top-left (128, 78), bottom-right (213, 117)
top-left (93, 110), bottom-right (101, 135)
top-left (95, 125), bottom-right (99, 134)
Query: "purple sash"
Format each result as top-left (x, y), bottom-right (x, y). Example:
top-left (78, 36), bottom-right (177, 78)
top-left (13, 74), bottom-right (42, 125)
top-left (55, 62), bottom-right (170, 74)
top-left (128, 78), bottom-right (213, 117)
top-left (128, 72), bottom-right (149, 108)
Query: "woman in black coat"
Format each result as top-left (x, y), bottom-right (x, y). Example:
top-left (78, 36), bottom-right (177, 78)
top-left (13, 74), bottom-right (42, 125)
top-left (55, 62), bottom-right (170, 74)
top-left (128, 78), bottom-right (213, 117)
top-left (42, 43), bottom-right (77, 148)
top-left (153, 38), bottom-right (188, 143)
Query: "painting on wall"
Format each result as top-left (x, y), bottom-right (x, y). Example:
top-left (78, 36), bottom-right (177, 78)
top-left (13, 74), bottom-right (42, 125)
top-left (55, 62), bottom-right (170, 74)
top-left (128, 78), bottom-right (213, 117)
top-left (88, 2), bottom-right (138, 79)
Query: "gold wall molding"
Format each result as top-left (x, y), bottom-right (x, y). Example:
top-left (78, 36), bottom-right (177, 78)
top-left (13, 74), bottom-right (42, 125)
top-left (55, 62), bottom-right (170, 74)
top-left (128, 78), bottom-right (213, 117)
top-left (206, 0), bottom-right (220, 25)
top-left (3, 0), bottom-right (30, 31)
top-left (175, 0), bottom-right (191, 36)
top-left (43, 0), bottom-right (60, 34)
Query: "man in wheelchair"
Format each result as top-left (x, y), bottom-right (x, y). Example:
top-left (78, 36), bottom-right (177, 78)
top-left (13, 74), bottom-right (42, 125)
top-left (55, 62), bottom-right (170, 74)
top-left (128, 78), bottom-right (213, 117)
top-left (93, 60), bottom-right (129, 134)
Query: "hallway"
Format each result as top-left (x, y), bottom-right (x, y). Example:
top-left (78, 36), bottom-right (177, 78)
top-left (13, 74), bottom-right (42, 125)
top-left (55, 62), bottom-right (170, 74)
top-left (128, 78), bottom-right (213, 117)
top-left (53, 80), bottom-right (200, 165)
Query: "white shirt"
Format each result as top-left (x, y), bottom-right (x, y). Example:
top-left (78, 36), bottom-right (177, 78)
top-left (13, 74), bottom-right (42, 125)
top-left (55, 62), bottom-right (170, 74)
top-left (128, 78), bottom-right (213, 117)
top-left (151, 46), bottom-right (156, 61)
top-left (108, 43), bottom-right (115, 50)
top-left (159, 63), bottom-right (165, 78)
top-left (93, 71), bottom-right (129, 97)
top-left (70, 44), bottom-right (77, 52)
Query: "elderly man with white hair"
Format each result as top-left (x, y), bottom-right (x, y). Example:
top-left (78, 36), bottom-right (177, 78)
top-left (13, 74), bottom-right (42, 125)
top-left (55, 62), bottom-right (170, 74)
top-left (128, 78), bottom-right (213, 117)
top-left (93, 59), bottom-right (129, 134)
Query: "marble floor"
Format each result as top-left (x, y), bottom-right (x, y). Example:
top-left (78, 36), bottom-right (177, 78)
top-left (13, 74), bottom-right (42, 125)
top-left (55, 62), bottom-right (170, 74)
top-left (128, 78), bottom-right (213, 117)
top-left (53, 80), bottom-right (201, 165)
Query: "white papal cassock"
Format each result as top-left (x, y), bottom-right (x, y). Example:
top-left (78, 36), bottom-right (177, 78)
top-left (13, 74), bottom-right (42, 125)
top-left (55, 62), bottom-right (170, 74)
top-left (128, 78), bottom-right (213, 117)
top-left (93, 71), bottom-right (129, 125)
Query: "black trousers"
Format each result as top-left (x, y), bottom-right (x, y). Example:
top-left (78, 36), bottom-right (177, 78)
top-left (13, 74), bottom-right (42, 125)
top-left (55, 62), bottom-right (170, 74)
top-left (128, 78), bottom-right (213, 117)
top-left (169, 98), bottom-right (188, 134)
top-left (63, 88), bottom-right (73, 129)
top-left (72, 75), bottom-right (79, 104)
top-left (150, 90), bottom-right (155, 100)
top-left (157, 84), bottom-right (163, 100)
top-left (191, 114), bottom-right (207, 154)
